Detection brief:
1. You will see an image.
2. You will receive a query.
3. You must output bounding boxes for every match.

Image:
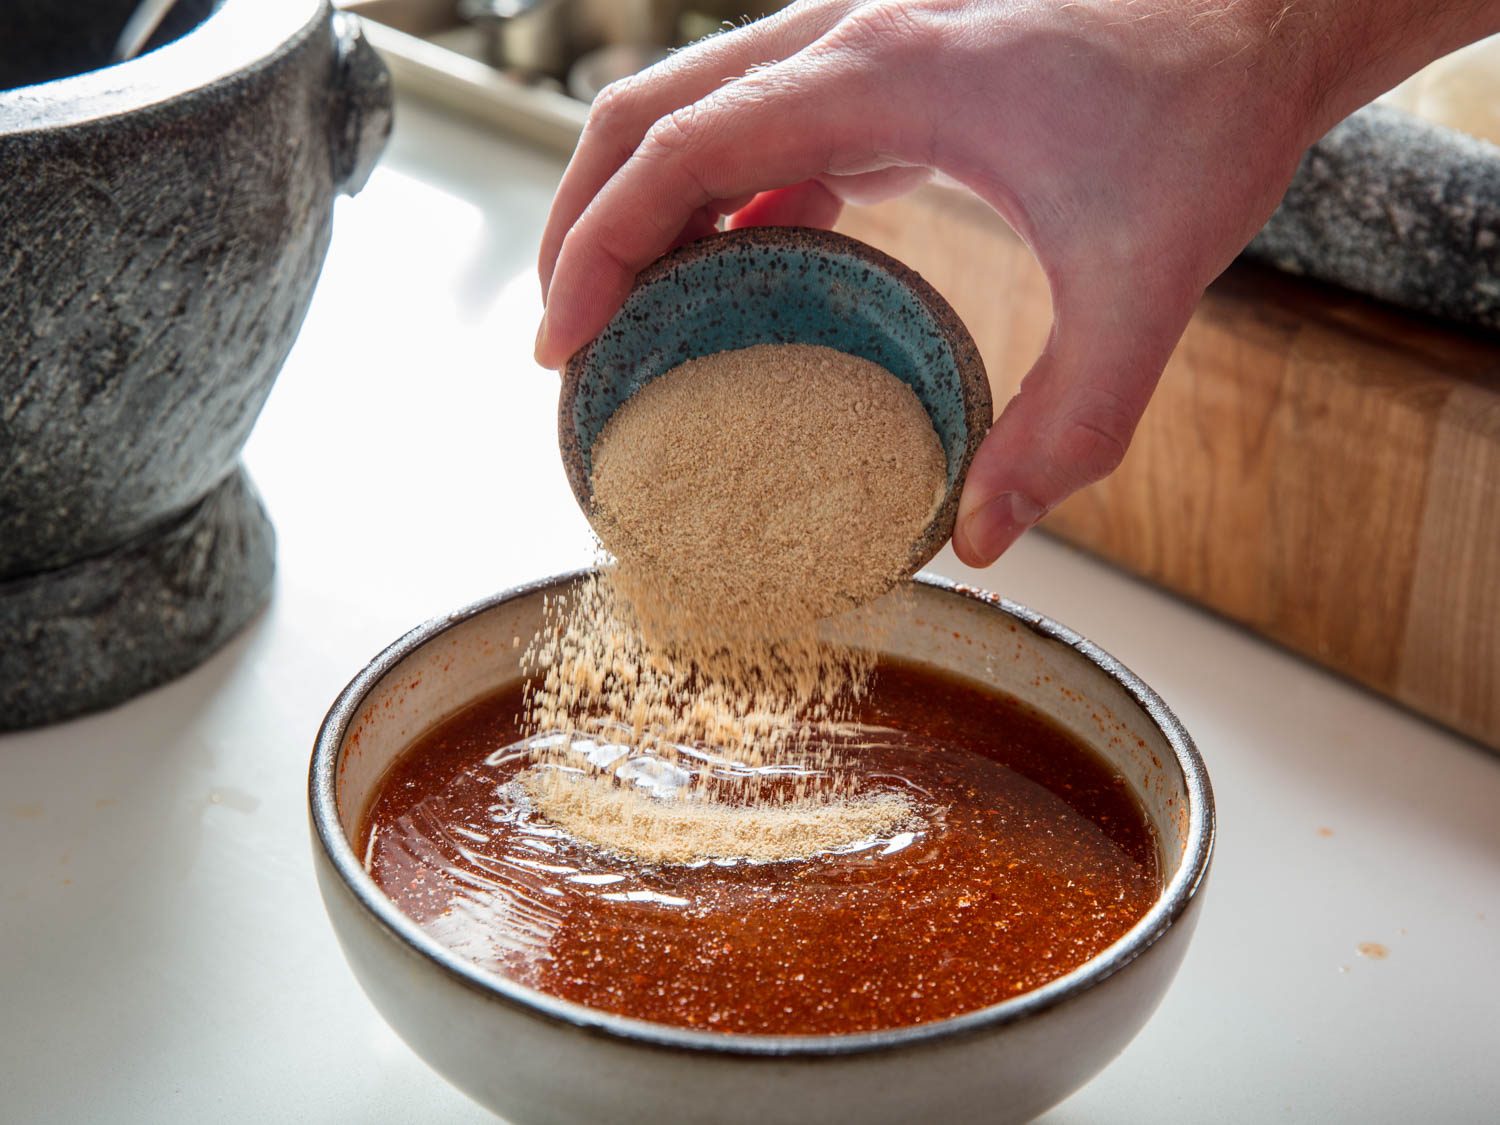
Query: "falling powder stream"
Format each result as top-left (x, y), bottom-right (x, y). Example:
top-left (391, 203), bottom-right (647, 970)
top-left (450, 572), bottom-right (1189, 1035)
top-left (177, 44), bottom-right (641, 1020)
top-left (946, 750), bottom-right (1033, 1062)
top-left (522, 343), bottom-right (949, 862)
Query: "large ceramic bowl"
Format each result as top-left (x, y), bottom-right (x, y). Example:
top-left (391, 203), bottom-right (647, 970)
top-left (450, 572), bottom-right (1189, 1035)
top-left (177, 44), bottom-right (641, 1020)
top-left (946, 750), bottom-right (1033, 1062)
top-left (310, 571), bottom-right (1214, 1125)
top-left (0, 0), bottom-right (391, 728)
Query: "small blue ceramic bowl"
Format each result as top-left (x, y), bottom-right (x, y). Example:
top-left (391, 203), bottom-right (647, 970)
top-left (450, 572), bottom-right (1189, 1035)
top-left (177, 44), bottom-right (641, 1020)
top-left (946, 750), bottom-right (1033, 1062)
top-left (558, 226), bottom-right (992, 570)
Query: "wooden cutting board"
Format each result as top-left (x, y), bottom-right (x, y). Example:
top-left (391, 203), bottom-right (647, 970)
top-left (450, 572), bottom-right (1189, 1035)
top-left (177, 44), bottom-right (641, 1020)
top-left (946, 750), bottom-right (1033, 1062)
top-left (838, 186), bottom-right (1500, 751)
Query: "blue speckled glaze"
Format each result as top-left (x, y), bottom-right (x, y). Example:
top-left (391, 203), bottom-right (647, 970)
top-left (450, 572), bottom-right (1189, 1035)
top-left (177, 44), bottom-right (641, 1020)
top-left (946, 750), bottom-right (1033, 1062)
top-left (570, 240), bottom-right (971, 487)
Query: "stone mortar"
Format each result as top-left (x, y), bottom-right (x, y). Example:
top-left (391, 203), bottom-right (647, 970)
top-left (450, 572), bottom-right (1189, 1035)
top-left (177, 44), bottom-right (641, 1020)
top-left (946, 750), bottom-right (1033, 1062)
top-left (0, 0), bottom-right (392, 729)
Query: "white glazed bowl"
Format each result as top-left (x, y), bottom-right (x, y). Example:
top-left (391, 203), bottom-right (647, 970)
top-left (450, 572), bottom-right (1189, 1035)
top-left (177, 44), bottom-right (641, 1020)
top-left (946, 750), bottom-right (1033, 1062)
top-left (310, 572), bottom-right (1214, 1124)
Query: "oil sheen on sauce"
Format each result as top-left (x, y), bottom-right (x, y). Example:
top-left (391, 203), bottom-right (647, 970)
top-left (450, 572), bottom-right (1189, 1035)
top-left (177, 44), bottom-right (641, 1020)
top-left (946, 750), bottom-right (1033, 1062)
top-left (359, 660), bottom-right (1160, 1036)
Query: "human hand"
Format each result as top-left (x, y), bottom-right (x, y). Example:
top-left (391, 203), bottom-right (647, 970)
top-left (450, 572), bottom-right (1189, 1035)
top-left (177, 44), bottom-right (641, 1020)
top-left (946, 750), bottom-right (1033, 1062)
top-left (535, 0), bottom-right (1499, 566)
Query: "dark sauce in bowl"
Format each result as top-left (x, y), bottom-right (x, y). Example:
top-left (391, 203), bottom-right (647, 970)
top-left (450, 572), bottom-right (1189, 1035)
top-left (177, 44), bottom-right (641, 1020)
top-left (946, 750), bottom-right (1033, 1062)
top-left (359, 659), bottom-right (1159, 1035)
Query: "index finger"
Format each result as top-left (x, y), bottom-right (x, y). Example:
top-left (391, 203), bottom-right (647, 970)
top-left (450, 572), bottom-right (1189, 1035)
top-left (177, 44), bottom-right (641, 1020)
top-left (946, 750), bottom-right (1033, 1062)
top-left (537, 4), bottom-right (844, 299)
top-left (535, 65), bottom-right (883, 368)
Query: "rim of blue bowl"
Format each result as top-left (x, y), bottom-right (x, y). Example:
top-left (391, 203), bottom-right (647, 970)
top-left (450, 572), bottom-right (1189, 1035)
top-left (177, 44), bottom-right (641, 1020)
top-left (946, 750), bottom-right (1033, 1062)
top-left (310, 570), bottom-right (1214, 1059)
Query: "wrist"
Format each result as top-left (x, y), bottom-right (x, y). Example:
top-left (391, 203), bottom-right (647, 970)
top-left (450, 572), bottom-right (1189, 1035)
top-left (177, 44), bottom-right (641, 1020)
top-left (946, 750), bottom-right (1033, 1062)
top-left (1228, 0), bottom-right (1500, 143)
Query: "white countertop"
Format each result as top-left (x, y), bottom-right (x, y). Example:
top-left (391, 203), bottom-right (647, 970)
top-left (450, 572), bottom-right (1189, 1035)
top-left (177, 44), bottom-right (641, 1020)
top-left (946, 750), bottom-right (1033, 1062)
top-left (3, 99), bottom-right (1496, 1124)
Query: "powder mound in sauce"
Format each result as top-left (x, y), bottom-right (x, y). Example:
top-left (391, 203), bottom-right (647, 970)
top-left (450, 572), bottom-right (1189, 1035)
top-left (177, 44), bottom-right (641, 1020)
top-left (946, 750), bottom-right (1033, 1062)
top-left (520, 766), bottom-right (917, 865)
top-left (589, 342), bottom-right (948, 628)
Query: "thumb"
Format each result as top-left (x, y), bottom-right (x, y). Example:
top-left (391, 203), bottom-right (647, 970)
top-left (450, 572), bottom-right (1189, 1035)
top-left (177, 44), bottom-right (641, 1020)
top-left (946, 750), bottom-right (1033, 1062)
top-left (953, 276), bottom-right (1196, 567)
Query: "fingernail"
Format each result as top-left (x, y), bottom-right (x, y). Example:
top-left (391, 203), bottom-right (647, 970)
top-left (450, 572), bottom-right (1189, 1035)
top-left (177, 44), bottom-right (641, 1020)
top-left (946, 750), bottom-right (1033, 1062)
top-left (960, 492), bottom-right (1044, 565)
top-left (533, 312), bottom-right (550, 366)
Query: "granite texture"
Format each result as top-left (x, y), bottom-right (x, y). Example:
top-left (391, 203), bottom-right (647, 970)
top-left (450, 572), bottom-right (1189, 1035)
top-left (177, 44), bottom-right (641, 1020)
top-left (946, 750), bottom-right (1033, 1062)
top-left (1248, 103), bottom-right (1500, 332)
top-left (0, 470), bottom-right (275, 730)
top-left (0, 0), bottom-right (391, 729)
